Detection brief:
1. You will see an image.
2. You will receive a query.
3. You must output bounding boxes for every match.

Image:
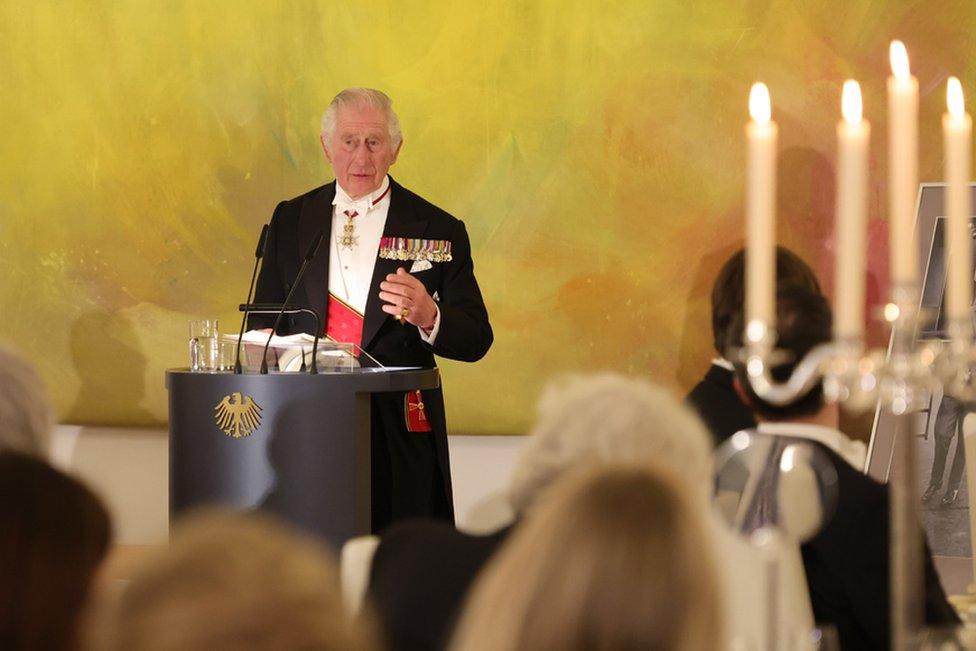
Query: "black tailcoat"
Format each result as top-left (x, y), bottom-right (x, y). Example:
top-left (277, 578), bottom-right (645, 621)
top-left (686, 363), bottom-right (757, 446)
top-left (250, 178), bottom-right (493, 531)
top-left (367, 520), bottom-right (513, 651)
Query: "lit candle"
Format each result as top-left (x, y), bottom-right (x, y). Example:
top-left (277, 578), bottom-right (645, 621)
top-left (944, 77), bottom-right (972, 328)
top-left (887, 41), bottom-right (919, 290)
top-left (746, 82), bottom-right (778, 344)
top-left (835, 80), bottom-right (870, 342)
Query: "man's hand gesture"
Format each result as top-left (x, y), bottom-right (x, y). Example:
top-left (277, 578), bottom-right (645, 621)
top-left (379, 267), bottom-right (437, 330)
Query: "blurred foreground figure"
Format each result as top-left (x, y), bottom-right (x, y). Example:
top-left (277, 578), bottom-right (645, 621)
top-left (450, 466), bottom-right (722, 651)
top-left (367, 374), bottom-right (713, 650)
top-left (0, 343), bottom-right (54, 456)
top-left (91, 510), bottom-right (375, 651)
top-left (0, 452), bottom-right (112, 649)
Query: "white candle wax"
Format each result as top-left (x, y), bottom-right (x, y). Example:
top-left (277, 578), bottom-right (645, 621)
top-left (834, 81), bottom-right (871, 342)
top-left (887, 41), bottom-right (919, 289)
top-left (746, 82), bottom-right (778, 341)
top-left (944, 77), bottom-right (972, 327)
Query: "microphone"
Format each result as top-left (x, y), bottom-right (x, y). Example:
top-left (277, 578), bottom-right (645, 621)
top-left (260, 230), bottom-right (325, 374)
top-left (234, 224), bottom-right (269, 374)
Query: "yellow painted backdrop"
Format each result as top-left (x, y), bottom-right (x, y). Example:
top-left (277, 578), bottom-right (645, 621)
top-left (2, 1), bottom-right (975, 432)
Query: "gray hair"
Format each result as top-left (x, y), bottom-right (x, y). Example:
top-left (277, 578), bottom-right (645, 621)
top-left (0, 343), bottom-right (52, 456)
top-left (508, 374), bottom-right (713, 513)
top-left (320, 87), bottom-right (403, 147)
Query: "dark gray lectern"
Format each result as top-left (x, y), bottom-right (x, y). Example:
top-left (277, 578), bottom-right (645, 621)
top-left (166, 368), bottom-right (439, 548)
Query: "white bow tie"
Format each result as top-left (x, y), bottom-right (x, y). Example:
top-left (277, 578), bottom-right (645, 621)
top-left (335, 196), bottom-right (370, 217)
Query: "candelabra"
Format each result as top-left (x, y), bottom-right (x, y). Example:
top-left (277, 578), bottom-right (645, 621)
top-left (739, 288), bottom-right (975, 649)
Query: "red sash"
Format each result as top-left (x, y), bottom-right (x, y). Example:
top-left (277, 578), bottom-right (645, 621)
top-left (325, 294), bottom-right (364, 351)
top-left (405, 389), bottom-right (433, 432)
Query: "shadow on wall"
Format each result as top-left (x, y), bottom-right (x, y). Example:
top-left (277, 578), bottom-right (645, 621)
top-left (65, 310), bottom-right (160, 426)
top-left (674, 241), bottom-right (743, 391)
top-left (674, 146), bottom-right (836, 392)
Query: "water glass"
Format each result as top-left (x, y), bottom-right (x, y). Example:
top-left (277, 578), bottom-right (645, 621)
top-left (188, 319), bottom-right (218, 372)
top-left (215, 339), bottom-right (239, 372)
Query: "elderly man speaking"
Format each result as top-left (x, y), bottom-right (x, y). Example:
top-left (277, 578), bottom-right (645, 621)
top-left (252, 88), bottom-right (493, 532)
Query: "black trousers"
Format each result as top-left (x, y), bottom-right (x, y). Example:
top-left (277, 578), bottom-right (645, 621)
top-left (928, 394), bottom-right (970, 490)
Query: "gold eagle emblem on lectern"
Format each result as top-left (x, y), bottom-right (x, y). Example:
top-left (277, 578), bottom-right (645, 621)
top-left (214, 392), bottom-right (262, 439)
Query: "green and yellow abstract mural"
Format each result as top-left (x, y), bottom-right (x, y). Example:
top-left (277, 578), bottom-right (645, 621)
top-left (2, 1), bottom-right (975, 432)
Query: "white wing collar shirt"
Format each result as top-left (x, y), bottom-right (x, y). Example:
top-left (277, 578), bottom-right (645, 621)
top-left (329, 175), bottom-right (440, 342)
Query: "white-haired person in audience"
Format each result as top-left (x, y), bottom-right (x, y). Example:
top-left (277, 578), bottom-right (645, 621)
top-left (451, 465), bottom-right (722, 651)
top-left (88, 510), bottom-right (376, 651)
top-left (0, 343), bottom-right (53, 456)
top-left (365, 373), bottom-right (715, 651)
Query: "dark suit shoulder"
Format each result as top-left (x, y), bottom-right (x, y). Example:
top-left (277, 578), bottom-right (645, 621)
top-left (368, 520), bottom-right (512, 651)
top-left (272, 183), bottom-right (334, 219)
top-left (372, 519), bottom-right (506, 574)
top-left (390, 178), bottom-right (462, 228)
top-left (685, 365), bottom-right (756, 445)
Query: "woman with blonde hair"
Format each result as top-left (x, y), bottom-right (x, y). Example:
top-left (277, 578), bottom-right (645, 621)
top-left (451, 465), bottom-right (722, 651)
top-left (88, 510), bottom-right (375, 651)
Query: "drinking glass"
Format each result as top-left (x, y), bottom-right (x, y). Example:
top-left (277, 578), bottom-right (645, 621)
top-left (215, 339), bottom-right (239, 372)
top-left (188, 319), bottom-right (218, 372)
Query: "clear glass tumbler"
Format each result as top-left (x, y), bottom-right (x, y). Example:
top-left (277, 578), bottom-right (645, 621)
top-left (215, 338), bottom-right (239, 372)
top-left (188, 319), bottom-right (219, 372)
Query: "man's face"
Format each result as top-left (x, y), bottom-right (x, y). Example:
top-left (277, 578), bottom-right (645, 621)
top-left (322, 103), bottom-right (401, 199)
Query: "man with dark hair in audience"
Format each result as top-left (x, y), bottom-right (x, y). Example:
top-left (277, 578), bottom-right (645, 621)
top-left (687, 246), bottom-right (822, 445)
top-left (728, 287), bottom-right (958, 651)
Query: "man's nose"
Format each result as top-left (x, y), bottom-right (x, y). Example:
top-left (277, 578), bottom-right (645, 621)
top-left (353, 142), bottom-right (370, 163)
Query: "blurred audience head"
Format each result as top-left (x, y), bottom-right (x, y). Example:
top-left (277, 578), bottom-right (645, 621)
top-left (453, 466), bottom-right (722, 651)
top-left (729, 286), bottom-right (833, 420)
top-left (710, 246), bottom-right (822, 355)
top-left (0, 343), bottom-right (53, 456)
top-left (508, 373), bottom-right (712, 513)
top-left (91, 510), bottom-right (375, 651)
top-left (0, 451), bottom-right (112, 650)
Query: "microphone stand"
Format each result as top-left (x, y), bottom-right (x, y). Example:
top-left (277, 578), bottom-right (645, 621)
top-left (260, 231), bottom-right (325, 374)
top-left (234, 224), bottom-right (269, 374)
top-left (237, 306), bottom-right (322, 372)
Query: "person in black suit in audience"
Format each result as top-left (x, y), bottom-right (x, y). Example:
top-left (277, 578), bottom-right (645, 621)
top-left (728, 287), bottom-right (959, 651)
top-left (364, 374), bottom-right (714, 651)
top-left (687, 246), bottom-right (822, 445)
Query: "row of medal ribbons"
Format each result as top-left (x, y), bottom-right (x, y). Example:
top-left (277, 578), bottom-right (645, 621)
top-left (378, 237), bottom-right (453, 262)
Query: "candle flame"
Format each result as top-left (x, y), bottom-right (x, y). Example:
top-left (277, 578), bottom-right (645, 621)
top-left (889, 40), bottom-right (910, 79)
top-left (749, 82), bottom-right (771, 124)
top-left (948, 77), bottom-right (965, 117)
top-left (842, 80), bottom-right (863, 124)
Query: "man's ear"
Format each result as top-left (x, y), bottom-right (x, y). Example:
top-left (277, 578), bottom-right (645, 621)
top-left (732, 375), bottom-right (755, 409)
top-left (390, 138), bottom-right (403, 165)
top-left (320, 134), bottom-right (333, 163)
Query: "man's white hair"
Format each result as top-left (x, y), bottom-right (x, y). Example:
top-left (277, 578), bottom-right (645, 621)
top-left (0, 343), bottom-right (52, 456)
top-left (508, 374), bottom-right (713, 513)
top-left (320, 87), bottom-right (403, 147)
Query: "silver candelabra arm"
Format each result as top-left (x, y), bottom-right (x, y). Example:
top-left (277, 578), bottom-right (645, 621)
top-left (739, 310), bottom-right (950, 415)
top-left (741, 337), bottom-right (837, 407)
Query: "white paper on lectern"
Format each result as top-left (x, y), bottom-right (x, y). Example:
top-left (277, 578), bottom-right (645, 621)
top-left (238, 330), bottom-right (316, 346)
